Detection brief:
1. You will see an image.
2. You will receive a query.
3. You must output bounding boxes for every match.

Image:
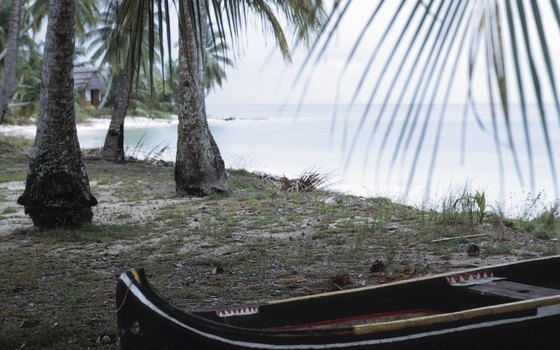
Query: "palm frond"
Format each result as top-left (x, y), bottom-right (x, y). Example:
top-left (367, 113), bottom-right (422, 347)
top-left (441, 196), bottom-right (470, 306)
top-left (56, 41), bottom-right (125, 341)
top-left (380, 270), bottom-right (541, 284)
top-left (309, 0), bottom-right (560, 196)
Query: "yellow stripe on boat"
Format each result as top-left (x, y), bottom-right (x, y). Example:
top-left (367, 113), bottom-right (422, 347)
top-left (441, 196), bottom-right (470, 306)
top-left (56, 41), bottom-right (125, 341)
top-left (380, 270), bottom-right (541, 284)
top-left (131, 268), bottom-right (142, 284)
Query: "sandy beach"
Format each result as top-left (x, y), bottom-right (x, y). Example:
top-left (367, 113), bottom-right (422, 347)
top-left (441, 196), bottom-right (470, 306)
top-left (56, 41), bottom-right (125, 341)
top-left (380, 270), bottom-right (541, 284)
top-left (0, 116), bottom-right (179, 140)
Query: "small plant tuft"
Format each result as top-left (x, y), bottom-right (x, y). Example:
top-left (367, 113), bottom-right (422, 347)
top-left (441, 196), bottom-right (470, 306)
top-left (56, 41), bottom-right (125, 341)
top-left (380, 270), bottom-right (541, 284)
top-left (280, 169), bottom-right (329, 193)
top-left (474, 191), bottom-right (488, 224)
top-left (125, 133), bottom-right (170, 164)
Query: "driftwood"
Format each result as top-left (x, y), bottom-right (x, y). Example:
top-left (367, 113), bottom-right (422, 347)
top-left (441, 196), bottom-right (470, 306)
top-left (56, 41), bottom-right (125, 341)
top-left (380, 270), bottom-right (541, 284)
top-left (431, 233), bottom-right (486, 243)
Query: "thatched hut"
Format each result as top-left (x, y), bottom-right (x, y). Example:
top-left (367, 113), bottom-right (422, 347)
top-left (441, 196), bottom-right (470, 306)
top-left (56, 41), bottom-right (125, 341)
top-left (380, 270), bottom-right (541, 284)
top-left (74, 67), bottom-right (105, 108)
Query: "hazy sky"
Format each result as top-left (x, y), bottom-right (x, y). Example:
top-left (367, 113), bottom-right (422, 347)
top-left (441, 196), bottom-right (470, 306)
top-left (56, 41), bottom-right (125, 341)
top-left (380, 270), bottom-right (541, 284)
top-left (66, 1), bottom-right (559, 107)
top-left (204, 1), bottom-right (560, 107)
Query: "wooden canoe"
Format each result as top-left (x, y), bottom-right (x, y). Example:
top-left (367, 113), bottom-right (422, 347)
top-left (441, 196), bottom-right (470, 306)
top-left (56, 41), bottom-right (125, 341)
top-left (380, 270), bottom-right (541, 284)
top-left (117, 255), bottom-right (560, 349)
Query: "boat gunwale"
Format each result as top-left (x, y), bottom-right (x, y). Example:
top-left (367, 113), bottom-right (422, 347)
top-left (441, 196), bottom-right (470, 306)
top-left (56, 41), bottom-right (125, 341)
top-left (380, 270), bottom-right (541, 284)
top-left (268, 255), bottom-right (560, 305)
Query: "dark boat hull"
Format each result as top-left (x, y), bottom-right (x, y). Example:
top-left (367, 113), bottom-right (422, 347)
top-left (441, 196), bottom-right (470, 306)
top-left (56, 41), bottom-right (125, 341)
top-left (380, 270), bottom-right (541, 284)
top-left (117, 256), bottom-right (560, 349)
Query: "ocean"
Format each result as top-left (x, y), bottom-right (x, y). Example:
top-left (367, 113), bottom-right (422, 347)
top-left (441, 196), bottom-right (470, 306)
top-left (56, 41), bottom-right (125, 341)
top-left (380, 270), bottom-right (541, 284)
top-left (77, 103), bottom-right (559, 216)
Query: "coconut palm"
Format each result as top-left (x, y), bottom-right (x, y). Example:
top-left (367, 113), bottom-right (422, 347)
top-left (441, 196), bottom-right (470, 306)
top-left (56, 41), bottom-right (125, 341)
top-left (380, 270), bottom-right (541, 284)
top-left (204, 29), bottom-right (233, 94)
top-left (0, 0), bottom-right (100, 123)
top-left (113, 0), bottom-right (325, 195)
top-left (18, 0), bottom-right (97, 228)
top-left (0, 0), bottom-right (22, 123)
top-left (172, 1), bottom-right (224, 195)
top-left (84, 3), bottom-right (231, 161)
top-left (25, 0), bottom-right (99, 39)
top-left (99, 0), bottom-right (152, 162)
top-left (9, 35), bottom-right (42, 119)
top-left (177, 1), bottom-right (325, 195)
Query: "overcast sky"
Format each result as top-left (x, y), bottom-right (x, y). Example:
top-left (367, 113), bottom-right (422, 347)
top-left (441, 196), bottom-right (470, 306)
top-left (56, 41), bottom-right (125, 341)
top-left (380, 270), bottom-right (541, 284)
top-left (69, 1), bottom-right (560, 107)
top-left (204, 1), bottom-right (560, 107)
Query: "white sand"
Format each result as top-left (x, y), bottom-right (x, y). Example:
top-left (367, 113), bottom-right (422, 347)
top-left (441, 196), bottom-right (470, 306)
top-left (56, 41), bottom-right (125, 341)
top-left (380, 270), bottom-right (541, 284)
top-left (0, 115), bottom-right (179, 139)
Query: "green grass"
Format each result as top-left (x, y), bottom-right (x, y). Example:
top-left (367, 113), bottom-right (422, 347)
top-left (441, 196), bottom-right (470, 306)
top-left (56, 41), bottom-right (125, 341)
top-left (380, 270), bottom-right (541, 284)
top-left (514, 205), bottom-right (559, 239)
top-left (0, 322), bottom-right (107, 350)
top-left (0, 171), bottom-right (27, 183)
top-left (11, 223), bottom-right (148, 243)
top-left (0, 135), bottom-right (33, 152)
top-left (0, 135), bottom-right (32, 184)
top-left (2, 207), bottom-right (17, 214)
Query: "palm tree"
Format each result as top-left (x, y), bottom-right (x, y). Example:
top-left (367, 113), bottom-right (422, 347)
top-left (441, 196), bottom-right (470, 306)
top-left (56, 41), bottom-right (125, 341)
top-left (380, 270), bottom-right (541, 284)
top-left (114, 0), bottom-right (325, 196)
top-left (9, 35), bottom-right (43, 119)
top-left (93, 5), bottom-right (231, 162)
top-left (100, 0), bottom-right (152, 162)
top-left (18, 0), bottom-right (97, 229)
top-left (175, 1), bottom-right (326, 195)
top-left (204, 29), bottom-right (233, 94)
top-left (26, 0), bottom-right (99, 39)
top-left (174, 1), bottom-right (228, 195)
top-left (0, 0), bottom-right (22, 123)
top-left (0, 0), bottom-right (99, 123)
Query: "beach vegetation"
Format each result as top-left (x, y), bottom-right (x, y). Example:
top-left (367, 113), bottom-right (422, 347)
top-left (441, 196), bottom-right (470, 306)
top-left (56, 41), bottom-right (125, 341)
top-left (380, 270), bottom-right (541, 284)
top-left (513, 204), bottom-right (559, 239)
top-left (124, 134), bottom-right (170, 163)
top-left (0, 133), bottom-right (32, 152)
top-left (418, 185), bottom-right (489, 230)
top-left (473, 191), bottom-right (488, 225)
top-left (14, 223), bottom-right (145, 243)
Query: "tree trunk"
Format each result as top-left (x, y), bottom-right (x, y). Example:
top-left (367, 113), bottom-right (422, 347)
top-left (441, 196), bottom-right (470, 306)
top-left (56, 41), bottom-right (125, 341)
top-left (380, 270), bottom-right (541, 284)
top-left (102, 69), bottom-right (132, 162)
top-left (0, 0), bottom-right (22, 123)
top-left (17, 0), bottom-right (97, 229)
top-left (175, 2), bottom-right (228, 196)
top-left (102, 0), bottom-right (149, 162)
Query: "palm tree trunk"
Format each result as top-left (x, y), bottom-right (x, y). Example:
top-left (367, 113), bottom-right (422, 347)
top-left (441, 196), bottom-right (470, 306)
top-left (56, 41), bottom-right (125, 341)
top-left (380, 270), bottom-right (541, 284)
top-left (102, 69), bottom-right (132, 161)
top-left (102, 0), bottom-right (149, 162)
top-left (0, 0), bottom-right (22, 122)
top-left (18, 0), bottom-right (97, 229)
top-left (175, 2), bottom-right (227, 196)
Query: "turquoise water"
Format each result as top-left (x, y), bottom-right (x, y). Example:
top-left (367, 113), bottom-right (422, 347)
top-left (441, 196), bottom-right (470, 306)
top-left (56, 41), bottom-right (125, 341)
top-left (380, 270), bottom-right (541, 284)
top-left (78, 103), bottom-right (560, 213)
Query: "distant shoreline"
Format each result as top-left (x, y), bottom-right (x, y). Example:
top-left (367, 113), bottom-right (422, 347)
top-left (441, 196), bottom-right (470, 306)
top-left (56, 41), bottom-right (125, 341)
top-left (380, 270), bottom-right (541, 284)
top-left (0, 114), bottom-right (268, 139)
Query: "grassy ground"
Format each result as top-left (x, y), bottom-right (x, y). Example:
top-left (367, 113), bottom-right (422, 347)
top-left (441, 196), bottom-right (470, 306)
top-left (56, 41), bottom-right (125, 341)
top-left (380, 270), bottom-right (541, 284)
top-left (0, 134), bottom-right (558, 349)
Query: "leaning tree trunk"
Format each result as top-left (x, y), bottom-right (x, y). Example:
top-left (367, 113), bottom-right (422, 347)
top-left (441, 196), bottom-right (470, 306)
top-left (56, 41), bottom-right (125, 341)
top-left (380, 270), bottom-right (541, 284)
top-left (102, 0), bottom-right (149, 162)
top-left (102, 69), bottom-right (132, 162)
top-left (175, 2), bottom-right (228, 196)
top-left (0, 0), bottom-right (22, 123)
top-left (17, 0), bottom-right (97, 229)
